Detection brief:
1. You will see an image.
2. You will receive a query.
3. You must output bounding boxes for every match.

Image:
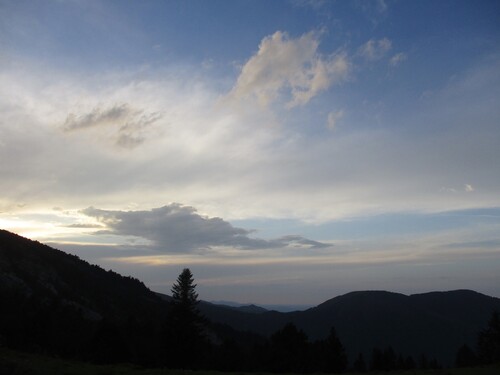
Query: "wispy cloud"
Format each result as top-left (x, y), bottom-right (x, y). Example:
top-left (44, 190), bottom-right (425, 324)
top-left (1, 32), bottom-right (499, 225)
top-left (63, 103), bottom-right (163, 149)
top-left (358, 38), bottom-right (392, 61)
top-left (326, 110), bottom-right (344, 130)
top-left (63, 223), bottom-right (104, 229)
top-left (465, 184), bottom-right (474, 193)
top-left (355, 0), bottom-right (389, 25)
top-left (64, 104), bottom-right (132, 131)
top-left (389, 52), bottom-right (407, 67)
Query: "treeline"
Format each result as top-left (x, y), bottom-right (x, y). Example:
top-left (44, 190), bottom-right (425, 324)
top-left (77, 310), bottom-right (500, 373)
top-left (455, 311), bottom-right (500, 368)
top-left (206, 323), bottom-right (347, 373)
top-left (206, 324), bottom-right (441, 373)
top-left (1, 259), bottom-right (499, 372)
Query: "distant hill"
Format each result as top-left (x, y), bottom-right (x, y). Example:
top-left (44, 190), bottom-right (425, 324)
top-left (308, 290), bottom-right (500, 365)
top-left (200, 289), bottom-right (500, 365)
top-left (210, 300), bottom-right (312, 313)
top-left (206, 301), bottom-right (268, 314)
top-left (1, 229), bottom-right (499, 367)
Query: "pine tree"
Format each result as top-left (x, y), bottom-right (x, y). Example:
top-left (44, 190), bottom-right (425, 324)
top-left (352, 352), bottom-right (366, 373)
top-left (163, 268), bottom-right (206, 369)
top-left (270, 322), bottom-right (309, 373)
top-left (477, 311), bottom-right (500, 364)
top-left (323, 327), bottom-right (348, 373)
top-left (171, 268), bottom-right (199, 308)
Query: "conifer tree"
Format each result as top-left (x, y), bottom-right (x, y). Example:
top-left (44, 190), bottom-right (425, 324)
top-left (477, 311), bottom-right (500, 364)
top-left (352, 353), bottom-right (366, 373)
top-left (163, 268), bottom-right (206, 369)
top-left (323, 327), bottom-right (348, 373)
top-left (171, 268), bottom-right (199, 308)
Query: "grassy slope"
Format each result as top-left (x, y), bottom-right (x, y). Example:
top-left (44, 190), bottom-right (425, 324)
top-left (1, 348), bottom-right (499, 375)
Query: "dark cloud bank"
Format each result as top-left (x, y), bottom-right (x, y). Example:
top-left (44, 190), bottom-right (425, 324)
top-left (82, 204), bottom-right (329, 253)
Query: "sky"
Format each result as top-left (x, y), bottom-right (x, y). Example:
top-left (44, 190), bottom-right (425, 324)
top-left (1, 0), bottom-right (500, 306)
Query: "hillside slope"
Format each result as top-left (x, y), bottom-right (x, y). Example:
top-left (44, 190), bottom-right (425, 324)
top-left (0, 229), bottom-right (168, 361)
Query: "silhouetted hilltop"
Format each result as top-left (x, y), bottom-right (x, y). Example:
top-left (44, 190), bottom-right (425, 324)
top-left (207, 302), bottom-right (268, 314)
top-left (201, 290), bottom-right (500, 365)
top-left (0, 229), bottom-right (164, 321)
top-left (0, 229), bottom-right (173, 362)
top-left (312, 290), bottom-right (500, 365)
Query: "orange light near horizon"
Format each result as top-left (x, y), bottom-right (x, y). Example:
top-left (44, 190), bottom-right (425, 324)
top-left (0, 218), bottom-right (59, 240)
top-left (0, 216), bottom-right (96, 243)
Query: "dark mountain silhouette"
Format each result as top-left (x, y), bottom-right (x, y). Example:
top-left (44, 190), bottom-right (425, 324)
top-left (0, 229), bottom-right (170, 363)
top-left (0, 229), bottom-right (166, 321)
top-left (307, 290), bottom-right (500, 365)
top-left (200, 289), bottom-right (500, 365)
top-left (1, 229), bottom-right (499, 367)
top-left (206, 301), bottom-right (268, 314)
top-left (210, 300), bottom-right (311, 312)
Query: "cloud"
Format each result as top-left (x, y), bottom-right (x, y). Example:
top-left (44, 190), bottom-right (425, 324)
top-left (1, 41), bottom-right (499, 225)
top-left (444, 239), bottom-right (500, 250)
top-left (63, 103), bottom-right (163, 149)
top-left (440, 184), bottom-right (475, 194)
top-left (227, 31), bottom-right (349, 108)
top-left (389, 52), bottom-right (407, 67)
top-left (326, 110), bottom-right (344, 130)
top-left (81, 204), bottom-right (329, 253)
top-left (356, 0), bottom-right (389, 25)
top-left (292, 0), bottom-right (328, 11)
top-left (271, 235), bottom-right (330, 249)
top-left (440, 187), bottom-right (458, 194)
top-left (358, 38), bottom-right (392, 61)
top-left (376, 0), bottom-right (388, 14)
top-left (64, 104), bottom-right (131, 130)
top-left (63, 223), bottom-right (104, 229)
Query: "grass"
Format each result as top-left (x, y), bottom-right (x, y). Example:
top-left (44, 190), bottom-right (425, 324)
top-left (1, 348), bottom-right (499, 375)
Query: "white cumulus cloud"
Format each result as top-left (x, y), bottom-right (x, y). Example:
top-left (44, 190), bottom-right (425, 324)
top-left (228, 31), bottom-right (349, 108)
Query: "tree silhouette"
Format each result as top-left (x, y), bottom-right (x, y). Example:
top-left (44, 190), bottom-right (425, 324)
top-left (477, 310), bottom-right (500, 364)
top-left (317, 327), bottom-right (348, 373)
top-left (352, 352), bottom-right (366, 372)
top-left (455, 344), bottom-right (477, 367)
top-left (370, 346), bottom-right (400, 371)
top-left (270, 322), bottom-right (309, 372)
top-left (171, 268), bottom-right (199, 307)
top-left (163, 268), bottom-right (207, 369)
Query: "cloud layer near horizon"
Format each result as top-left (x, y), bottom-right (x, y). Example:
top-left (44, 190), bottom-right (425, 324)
top-left (81, 204), bottom-right (329, 253)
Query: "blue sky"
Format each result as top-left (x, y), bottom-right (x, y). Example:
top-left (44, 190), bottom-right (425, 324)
top-left (1, 0), bottom-right (499, 305)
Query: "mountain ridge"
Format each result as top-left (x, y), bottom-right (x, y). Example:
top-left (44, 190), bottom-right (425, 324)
top-left (1, 229), bottom-right (499, 366)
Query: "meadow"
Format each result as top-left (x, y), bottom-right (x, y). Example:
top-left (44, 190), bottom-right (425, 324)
top-left (1, 348), bottom-right (499, 375)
